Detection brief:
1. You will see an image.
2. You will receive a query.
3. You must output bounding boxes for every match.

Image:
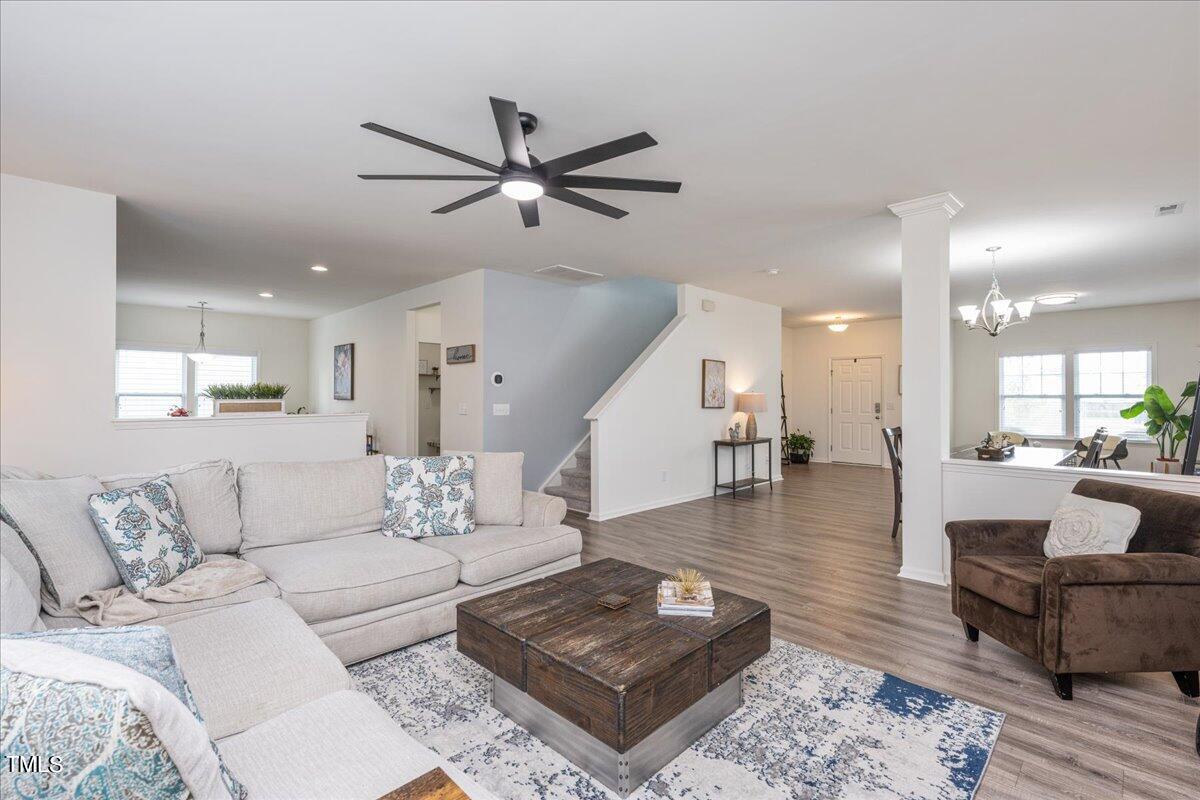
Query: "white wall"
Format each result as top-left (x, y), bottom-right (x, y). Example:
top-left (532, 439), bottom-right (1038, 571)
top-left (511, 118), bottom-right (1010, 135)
top-left (1, 174), bottom-right (116, 475)
top-left (116, 303), bottom-right (311, 412)
top-left (953, 300), bottom-right (1200, 469)
top-left (1, 174), bottom-right (360, 475)
top-left (308, 270), bottom-right (485, 455)
top-left (588, 285), bottom-right (782, 520)
top-left (784, 317), bottom-right (902, 462)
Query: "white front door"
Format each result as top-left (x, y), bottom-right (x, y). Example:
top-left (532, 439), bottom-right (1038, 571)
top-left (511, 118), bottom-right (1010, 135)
top-left (830, 357), bottom-right (882, 466)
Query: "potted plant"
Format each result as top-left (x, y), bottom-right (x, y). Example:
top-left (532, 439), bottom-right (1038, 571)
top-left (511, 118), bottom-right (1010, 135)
top-left (1120, 381), bottom-right (1196, 472)
top-left (787, 431), bottom-right (815, 464)
top-left (203, 382), bottom-right (290, 416)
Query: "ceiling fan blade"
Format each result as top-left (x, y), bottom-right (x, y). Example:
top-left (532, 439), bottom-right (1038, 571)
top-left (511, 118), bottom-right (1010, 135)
top-left (362, 122), bottom-right (501, 174)
top-left (518, 200), bottom-right (540, 228)
top-left (431, 185), bottom-right (500, 214)
top-left (545, 187), bottom-right (628, 219)
top-left (489, 97), bottom-right (530, 170)
top-left (358, 174), bottom-right (498, 181)
top-left (553, 175), bottom-right (681, 193)
top-left (537, 132), bottom-right (658, 178)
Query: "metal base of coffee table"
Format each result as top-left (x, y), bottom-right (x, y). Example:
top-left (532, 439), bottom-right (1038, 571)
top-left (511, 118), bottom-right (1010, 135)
top-left (492, 671), bottom-right (743, 797)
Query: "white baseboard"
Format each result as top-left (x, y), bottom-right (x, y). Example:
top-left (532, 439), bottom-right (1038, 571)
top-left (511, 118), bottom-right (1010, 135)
top-left (897, 565), bottom-right (949, 586)
top-left (589, 475), bottom-right (783, 522)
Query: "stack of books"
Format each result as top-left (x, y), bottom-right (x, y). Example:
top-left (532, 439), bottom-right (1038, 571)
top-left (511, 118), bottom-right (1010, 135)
top-left (657, 579), bottom-right (715, 617)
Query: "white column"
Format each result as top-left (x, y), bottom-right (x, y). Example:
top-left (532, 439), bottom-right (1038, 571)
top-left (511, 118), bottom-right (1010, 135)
top-left (888, 192), bottom-right (963, 585)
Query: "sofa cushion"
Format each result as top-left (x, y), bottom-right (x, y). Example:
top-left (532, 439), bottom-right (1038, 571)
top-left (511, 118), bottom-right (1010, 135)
top-left (418, 524), bottom-right (582, 586)
top-left (956, 555), bottom-right (1046, 617)
top-left (88, 476), bottom-right (204, 593)
top-left (242, 532), bottom-right (460, 622)
top-left (216, 690), bottom-right (494, 799)
top-left (383, 454), bottom-right (476, 538)
top-left (237, 457), bottom-right (385, 550)
top-left (101, 459), bottom-right (242, 554)
top-left (39, 554), bottom-right (281, 628)
top-left (446, 451), bottom-right (524, 525)
top-left (164, 597), bottom-right (350, 740)
top-left (0, 475), bottom-right (120, 610)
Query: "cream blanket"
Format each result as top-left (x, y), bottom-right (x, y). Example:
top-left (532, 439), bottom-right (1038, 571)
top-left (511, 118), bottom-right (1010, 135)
top-left (75, 558), bottom-right (267, 626)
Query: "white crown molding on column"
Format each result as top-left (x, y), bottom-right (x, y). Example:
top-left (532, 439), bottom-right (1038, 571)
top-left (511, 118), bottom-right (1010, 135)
top-left (887, 192), bottom-right (965, 219)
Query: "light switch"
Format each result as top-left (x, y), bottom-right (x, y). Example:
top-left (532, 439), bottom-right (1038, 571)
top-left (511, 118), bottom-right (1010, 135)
top-left (492, 404), bottom-right (510, 416)
top-left (457, 402), bottom-right (468, 415)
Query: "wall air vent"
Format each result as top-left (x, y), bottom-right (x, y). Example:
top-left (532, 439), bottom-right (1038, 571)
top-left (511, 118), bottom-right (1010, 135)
top-left (532, 264), bottom-right (606, 284)
top-left (1156, 202), bottom-right (1185, 216)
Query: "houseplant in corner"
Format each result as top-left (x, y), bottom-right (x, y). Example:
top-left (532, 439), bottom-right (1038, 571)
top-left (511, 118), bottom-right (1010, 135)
top-left (1120, 381), bottom-right (1196, 472)
top-left (203, 382), bottom-right (290, 416)
top-left (787, 431), bottom-right (815, 464)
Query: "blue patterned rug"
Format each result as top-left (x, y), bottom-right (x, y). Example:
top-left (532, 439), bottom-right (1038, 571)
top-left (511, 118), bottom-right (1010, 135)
top-left (351, 634), bottom-right (1003, 799)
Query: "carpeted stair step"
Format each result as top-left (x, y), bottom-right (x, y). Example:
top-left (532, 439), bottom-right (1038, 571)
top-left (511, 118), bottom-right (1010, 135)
top-left (544, 483), bottom-right (590, 514)
top-left (559, 466), bottom-right (591, 492)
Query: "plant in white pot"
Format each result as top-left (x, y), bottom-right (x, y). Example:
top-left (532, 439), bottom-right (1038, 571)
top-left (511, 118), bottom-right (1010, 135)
top-left (1120, 381), bottom-right (1196, 471)
top-left (203, 382), bottom-right (289, 416)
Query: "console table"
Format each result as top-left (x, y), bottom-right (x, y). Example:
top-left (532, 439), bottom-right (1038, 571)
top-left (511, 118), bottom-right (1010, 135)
top-left (713, 437), bottom-right (773, 498)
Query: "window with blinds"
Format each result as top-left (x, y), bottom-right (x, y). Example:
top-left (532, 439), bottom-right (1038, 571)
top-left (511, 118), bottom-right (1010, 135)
top-left (998, 354), bottom-right (1066, 436)
top-left (195, 354), bottom-right (257, 417)
top-left (115, 349), bottom-right (185, 418)
top-left (1074, 350), bottom-right (1151, 439)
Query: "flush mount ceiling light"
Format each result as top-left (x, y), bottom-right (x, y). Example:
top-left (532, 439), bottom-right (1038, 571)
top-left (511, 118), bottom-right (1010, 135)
top-left (827, 316), bottom-right (849, 333)
top-left (186, 301), bottom-right (213, 363)
top-left (258, 292), bottom-right (274, 298)
top-left (764, 268), bottom-right (780, 276)
top-left (311, 264), bottom-right (328, 272)
top-left (358, 96), bottom-right (681, 228)
top-left (1035, 292), bottom-right (1079, 306)
top-left (957, 246), bottom-right (1034, 337)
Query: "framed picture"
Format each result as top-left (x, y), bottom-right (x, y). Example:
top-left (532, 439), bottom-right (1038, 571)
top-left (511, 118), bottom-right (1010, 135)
top-left (446, 344), bottom-right (476, 364)
top-left (333, 343), bottom-right (355, 400)
top-left (701, 359), bottom-right (726, 408)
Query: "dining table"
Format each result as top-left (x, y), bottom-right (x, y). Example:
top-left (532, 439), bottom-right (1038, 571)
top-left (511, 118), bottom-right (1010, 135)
top-left (948, 445), bottom-right (1079, 468)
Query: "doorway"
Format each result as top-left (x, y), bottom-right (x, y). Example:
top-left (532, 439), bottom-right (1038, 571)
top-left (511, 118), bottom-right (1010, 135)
top-left (829, 356), bottom-right (883, 466)
top-left (415, 304), bottom-right (441, 456)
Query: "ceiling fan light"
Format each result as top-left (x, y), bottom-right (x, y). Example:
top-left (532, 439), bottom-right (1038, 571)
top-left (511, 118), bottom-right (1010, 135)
top-left (500, 178), bottom-right (544, 201)
top-left (1014, 300), bottom-right (1035, 319)
top-left (958, 305), bottom-right (980, 325)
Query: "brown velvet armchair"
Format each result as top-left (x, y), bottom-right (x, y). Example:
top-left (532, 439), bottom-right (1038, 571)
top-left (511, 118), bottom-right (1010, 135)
top-left (945, 478), bottom-right (1200, 700)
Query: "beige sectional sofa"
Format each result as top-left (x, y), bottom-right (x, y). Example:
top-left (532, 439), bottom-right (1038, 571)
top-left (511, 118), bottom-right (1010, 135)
top-left (0, 453), bottom-right (583, 799)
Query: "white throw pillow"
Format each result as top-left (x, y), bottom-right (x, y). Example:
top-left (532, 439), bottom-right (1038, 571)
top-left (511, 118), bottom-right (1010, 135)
top-left (1044, 492), bottom-right (1141, 558)
top-left (0, 553), bottom-right (42, 633)
top-left (382, 455), bottom-right (476, 538)
top-left (445, 451), bottom-right (524, 526)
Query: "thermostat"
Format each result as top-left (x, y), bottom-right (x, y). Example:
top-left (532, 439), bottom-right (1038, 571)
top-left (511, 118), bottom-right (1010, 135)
top-left (491, 372), bottom-right (504, 386)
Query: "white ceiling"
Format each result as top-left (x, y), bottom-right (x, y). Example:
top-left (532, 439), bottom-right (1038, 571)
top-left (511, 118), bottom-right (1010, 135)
top-left (2, 1), bottom-right (1197, 322)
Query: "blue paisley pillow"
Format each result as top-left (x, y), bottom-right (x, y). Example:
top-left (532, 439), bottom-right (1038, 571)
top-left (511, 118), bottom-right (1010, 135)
top-left (88, 477), bottom-right (202, 594)
top-left (383, 454), bottom-right (475, 538)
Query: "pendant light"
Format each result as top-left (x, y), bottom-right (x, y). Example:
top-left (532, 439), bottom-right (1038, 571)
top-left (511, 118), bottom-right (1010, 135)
top-left (186, 301), bottom-right (214, 363)
top-left (957, 246), bottom-right (1034, 337)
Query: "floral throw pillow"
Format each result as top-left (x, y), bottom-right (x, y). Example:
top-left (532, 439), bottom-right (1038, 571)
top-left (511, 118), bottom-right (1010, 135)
top-left (1043, 491), bottom-right (1141, 558)
top-left (383, 455), bottom-right (475, 538)
top-left (88, 477), bottom-right (203, 594)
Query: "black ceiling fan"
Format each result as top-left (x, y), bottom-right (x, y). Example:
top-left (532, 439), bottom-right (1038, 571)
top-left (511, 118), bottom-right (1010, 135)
top-left (358, 96), bottom-right (681, 228)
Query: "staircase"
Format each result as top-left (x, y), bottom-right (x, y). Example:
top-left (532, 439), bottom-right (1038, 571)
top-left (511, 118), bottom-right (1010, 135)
top-left (544, 436), bottom-right (591, 515)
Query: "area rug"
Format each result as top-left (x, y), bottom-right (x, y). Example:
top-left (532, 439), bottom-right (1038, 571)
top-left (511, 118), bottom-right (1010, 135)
top-left (350, 634), bottom-right (1004, 800)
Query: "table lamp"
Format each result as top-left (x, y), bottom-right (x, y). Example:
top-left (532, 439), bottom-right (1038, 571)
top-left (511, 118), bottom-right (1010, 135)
top-left (736, 392), bottom-right (766, 440)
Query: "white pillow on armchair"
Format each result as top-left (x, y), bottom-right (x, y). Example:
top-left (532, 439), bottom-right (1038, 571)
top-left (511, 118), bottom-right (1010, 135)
top-left (1044, 491), bottom-right (1141, 558)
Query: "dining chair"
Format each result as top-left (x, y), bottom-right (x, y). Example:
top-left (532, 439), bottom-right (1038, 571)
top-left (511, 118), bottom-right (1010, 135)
top-left (1073, 434), bottom-right (1129, 469)
top-left (881, 426), bottom-right (902, 539)
top-left (1078, 429), bottom-right (1109, 469)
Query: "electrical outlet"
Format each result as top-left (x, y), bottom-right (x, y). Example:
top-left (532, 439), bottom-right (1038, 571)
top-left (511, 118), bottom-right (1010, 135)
top-left (660, 469), bottom-right (668, 482)
top-left (492, 403), bottom-right (510, 416)
top-left (457, 402), bottom-right (468, 415)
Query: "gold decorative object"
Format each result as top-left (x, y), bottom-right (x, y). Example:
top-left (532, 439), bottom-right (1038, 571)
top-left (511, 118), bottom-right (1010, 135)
top-left (671, 568), bottom-right (706, 601)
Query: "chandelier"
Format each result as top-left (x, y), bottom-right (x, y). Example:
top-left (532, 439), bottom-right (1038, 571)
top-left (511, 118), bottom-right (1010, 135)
top-left (958, 246), bottom-right (1034, 337)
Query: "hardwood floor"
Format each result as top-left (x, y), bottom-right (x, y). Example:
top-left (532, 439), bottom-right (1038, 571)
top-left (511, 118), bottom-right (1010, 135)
top-left (570, 462), bottom-right (1198, 800)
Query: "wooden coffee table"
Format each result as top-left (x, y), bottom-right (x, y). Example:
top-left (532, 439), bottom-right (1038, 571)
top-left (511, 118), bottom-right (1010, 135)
top-left (457, 558), bottom-right (770, 796)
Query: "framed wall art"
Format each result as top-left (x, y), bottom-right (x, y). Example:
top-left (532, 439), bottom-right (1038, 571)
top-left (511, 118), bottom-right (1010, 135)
top-left (701, 358), bottom-right (726, 408)
top-left (333, 343), bottom-right (355, 400)
top-left (446, 344), bottom-right (476, 364)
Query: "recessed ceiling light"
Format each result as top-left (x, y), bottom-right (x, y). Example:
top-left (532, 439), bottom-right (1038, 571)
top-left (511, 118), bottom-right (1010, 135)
top-left (258, 292), bottom-right (274, 298)
top-left (1035, 292), bottom-right (1079, 306)
top-left (827, 315), bottom-right (849, 333)
top-left (311, 264), bottom-right (328, 272)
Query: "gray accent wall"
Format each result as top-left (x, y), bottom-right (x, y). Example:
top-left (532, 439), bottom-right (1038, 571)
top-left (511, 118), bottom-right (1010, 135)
top-left (482, 271), bottom-right (677, 489)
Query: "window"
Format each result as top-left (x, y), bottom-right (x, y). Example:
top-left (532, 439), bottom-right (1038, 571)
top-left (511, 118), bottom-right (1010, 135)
top-left (998, 354), bottom-right (1065, 436)
top-left (115, 349), bottom-right (185, 419)
top-left (195, 354), bottom-right (257, 417)
top-left (1074, 349), bottom-right (1150, 439)
top-left (115, 347), bottom-right (259, 419)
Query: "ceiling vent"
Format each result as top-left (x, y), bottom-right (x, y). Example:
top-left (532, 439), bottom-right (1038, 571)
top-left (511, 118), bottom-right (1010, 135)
top-left (1156, 202), bottom-right (1185, 216)
top-left (532, 264), bottom-right (606, 284)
